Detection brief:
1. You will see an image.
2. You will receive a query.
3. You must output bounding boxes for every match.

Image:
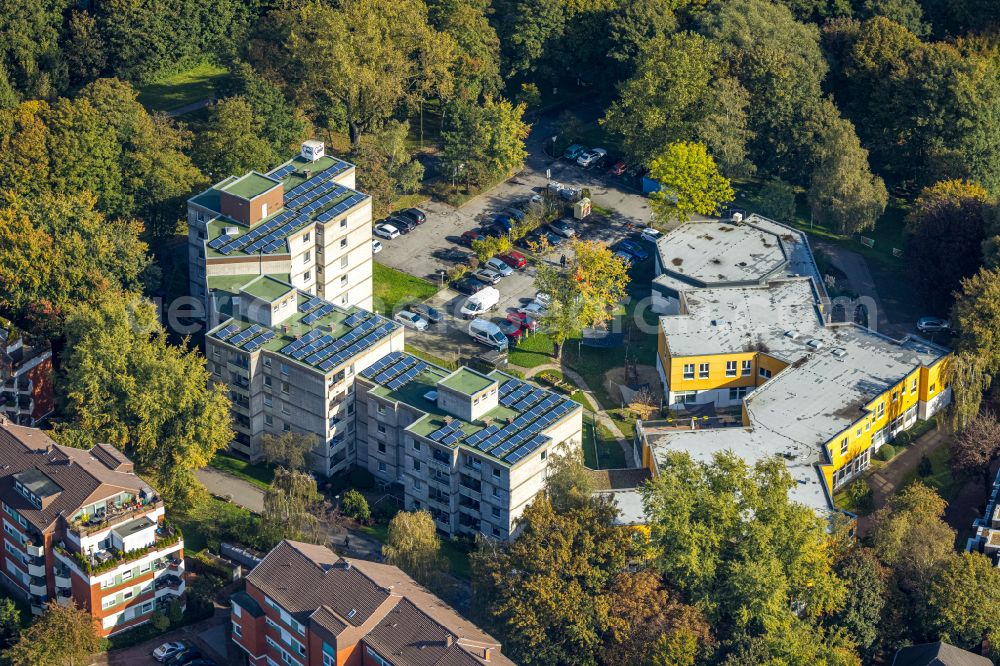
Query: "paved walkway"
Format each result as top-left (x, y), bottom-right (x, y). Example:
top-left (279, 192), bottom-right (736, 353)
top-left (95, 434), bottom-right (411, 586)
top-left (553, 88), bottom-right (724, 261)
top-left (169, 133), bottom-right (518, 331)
top-left (195, 467), bottom-right (264, 513)
top-left (95, 606), bottom-right (234, 666)
top-left (521, 363), bottom-right (636, 468)
top-left (165, 97), bottom-right (215, 118)
top-left (813, 240), bottom-right (895, 335)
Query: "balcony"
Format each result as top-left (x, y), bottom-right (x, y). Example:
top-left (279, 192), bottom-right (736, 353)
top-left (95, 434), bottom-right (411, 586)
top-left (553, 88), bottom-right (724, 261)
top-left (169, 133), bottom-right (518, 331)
top-left (459, 485), bottom-right (481, 502)
top-left (55, 572), bottom-right (71, 588)
top-left (28, 581), bottom-right (46, 596)
top-left (58, 523), bottom-right (182, 576)
top-left (155, 575), bottom-right (185, 596)
top-left (27, 562), bottom-right (45, 577)
top-left (70, 499), bottom-right (164, 538)
top-left (25, 542), bottom-right (43, 558)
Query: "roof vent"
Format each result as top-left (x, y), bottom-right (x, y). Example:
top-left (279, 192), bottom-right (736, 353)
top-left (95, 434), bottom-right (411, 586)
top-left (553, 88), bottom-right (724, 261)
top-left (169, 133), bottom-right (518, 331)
top-left (784, 330), bottom-right (799, 339)
top-left (224, 226), bottom-right (239, 236)
top-left (711, 319), bottom-right (726, 326)
top-left (831, 348), bottom-right (848, 358)
top-left (806, 339), bottom-right (823, 350)
top-left (732, 212), bottom-right (744, 223)
top-left (347, 608), bottom-right (357, 619)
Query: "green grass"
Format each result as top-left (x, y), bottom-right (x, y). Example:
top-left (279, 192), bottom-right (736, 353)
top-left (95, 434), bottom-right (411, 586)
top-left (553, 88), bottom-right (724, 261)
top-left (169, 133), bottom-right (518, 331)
top-left (174, 497), bottom-right (255, 553)
top-left (582, 414), bottom-right (627, 469)
top-left (136, 61), bottom-right (232, 112)
top-left (405, 344), bottom-right (456, 370)
top-left (900, 443), bottom-right (962, 502)
top-left (209, 453), bottom-right (275, 490)
top-left (509, 333), bottom-right (556, 368)
top-left (372, 262), bottom-right (439, 316)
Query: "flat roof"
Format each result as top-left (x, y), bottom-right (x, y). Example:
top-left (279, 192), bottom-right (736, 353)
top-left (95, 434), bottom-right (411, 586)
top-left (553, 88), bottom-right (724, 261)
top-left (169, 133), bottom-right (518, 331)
top-left (361, 353), bottom-right (581, 468)
top-left (240, 275), bottom-right (294, 303)
top-left (438, 368), bottom-right (496, 395)
top-left (221, 172), bottom-right (281, 200)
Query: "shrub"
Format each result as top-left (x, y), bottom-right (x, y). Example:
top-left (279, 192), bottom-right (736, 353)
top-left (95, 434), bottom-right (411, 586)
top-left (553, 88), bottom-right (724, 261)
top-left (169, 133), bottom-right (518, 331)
top-left (341, 490), bottom-right (371, 524)
top-left (878, 444), bottom-right (896, 461)
top-left (918, 454), bottom-right (933, 477)
top-left (348, 468), bottom-right (375, 490)
top-left (846, 478), bottom-right (874, 514)
top-left (446, 264), bottom-right (469, 282)
top-left (167, 599), bottom-right (184, 626)
top-left (150, 612), bottom-right (170, 632)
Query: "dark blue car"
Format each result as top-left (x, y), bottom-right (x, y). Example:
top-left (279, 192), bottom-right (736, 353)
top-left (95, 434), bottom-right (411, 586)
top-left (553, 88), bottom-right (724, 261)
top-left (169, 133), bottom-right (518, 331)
top-left (615, 239), bottom-right (648, 261)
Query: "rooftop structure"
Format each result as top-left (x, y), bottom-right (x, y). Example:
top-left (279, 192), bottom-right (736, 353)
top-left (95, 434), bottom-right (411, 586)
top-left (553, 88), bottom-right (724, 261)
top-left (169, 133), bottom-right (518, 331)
top-left (0, 421), bottom-right (184, 633)
top-left (891, 641), bottom-right (992, 666)
top-left (233, 539), bottom-right (514, 666)
top-left (356, 352), bottom-right (583, 539)
top-left (205, 280), bottom-right (403, 474)
top-left (188, 141), bottom-right (375, 318)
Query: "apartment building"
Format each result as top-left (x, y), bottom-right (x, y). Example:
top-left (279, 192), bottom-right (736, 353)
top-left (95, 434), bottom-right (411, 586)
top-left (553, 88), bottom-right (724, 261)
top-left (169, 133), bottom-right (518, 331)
top-left (641, 216), bottom-right (951, 516)
top-left (205, 276), bottom-right (403, 475)
top-left (355, 353), bottom-right (583, 540)
top-left (966, 468), bottom-right (1000, 559)
top-left (0, 318), bottom-right (54, 426)
top-left (231, 539), bottom-right (514, 666)
top-left (0, 420), bottom-right (184, 635)
top-left (188, 140), bottom-right (375, 324)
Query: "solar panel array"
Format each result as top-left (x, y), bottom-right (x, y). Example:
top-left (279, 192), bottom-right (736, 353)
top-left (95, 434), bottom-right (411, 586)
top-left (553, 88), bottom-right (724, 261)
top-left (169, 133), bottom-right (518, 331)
top-left (271, 314), bottom-right (398, 373)
top-left (374, 355), bottom-right (427, 390)
top-left (361, 351), bottom-right (404, 379)
top-left (282, 161), bottom-right (351, 202)
top-left (344, 311), bottom-right (370, 327)
top-left (279, 328), bottom-right (325, 356)
top-left (469, 380), bottom-right (579, 463)
top-left (285, 179), bottom-right (346, 215)
top-left (299, 297), bottom-right (323, 313)
top-left (214, 208), bottom-right (307, 255)
top-left (312, 192), bottom-right (368, 224)
top-left (302, 303), bottom-right (334, 325)
top-left (229, 324), bottom-right (265, 347)
top-left (268, 163), bottom-right (296, 180)
top-left (428, 420), bottom-right (465, 445)
top-left (213, 323), bottom-right (242, 341)
top-left (242, 329), bottom-right (276, 352)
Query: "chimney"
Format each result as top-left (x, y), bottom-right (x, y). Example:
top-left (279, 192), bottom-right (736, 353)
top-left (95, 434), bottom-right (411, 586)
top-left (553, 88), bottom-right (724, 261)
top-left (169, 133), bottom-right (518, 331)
top-left (483, 647), bottom-right (491, 661)
top-left (445, 634), bottom-right (453, 647)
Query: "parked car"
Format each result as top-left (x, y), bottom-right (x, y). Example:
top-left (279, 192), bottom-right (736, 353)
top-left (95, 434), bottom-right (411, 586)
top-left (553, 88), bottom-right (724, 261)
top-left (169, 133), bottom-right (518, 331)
top-left (154, 641), bottom-right (188, 662)
top-left (398, 208), bottom-right (426, 225)
top-left (499, 251), bottom-right (527, 269)
top-left (473, 268), bottom-right (503, 285)
top-left (607, 160), bottom-right (627, 176)
top-left (485, 257), bottom-right (513, 277)
top-left (493, 214), bottom-right (514, 232)
top-left (577, 148), bottom-right (607, 168)
top-left (614, 250), bottom-right (633, 267)
top-left (917, 317), bottom-right (950, 333)
top-left (558, 186), bottom-right (582, 201)
top-left (482, 224), bottom-right (507, 238)
top-left (563, 144), bottom-right (587, 160)
top-left (504, 207), bottom-right (526, 222)
top-left (461, 286), bottom-right (501, 318)
top-left (468, 318), bottom-right (509, 351)
top-left (374, 223), bottom-right (400, 240)
top-left (165, 648), bottom-right (202, 666)
top-left (497, 319), bottom-right (525, 345)
top-left (640, 227), bottom-right (663, 242)
top-left (395, 310), bottom-right (428, 331)
top-left (518, 302), bottom-right (546, 317)
top-left (507, 311), bottom-right (539, 332)
top-left (616, 239), bottom-right (648, 261)
top-left (371, 239), bottom-right (383, 254)
top-left (545, 231), bottom-right (564, 247)
top-left (517, 231), bottom-right (543, 250)
top-left (549, 219), bottom-right (576, 238)
top-left (408, 303), bottom-right (442, 324)
top-left (460, 229), bottom-right (484, 246)
top-left (452, 276), bottom-right (488, 295)
top-left (391, 216), bottom-right (415, 234)
top-left (534, 292), bottom-right (552, 307)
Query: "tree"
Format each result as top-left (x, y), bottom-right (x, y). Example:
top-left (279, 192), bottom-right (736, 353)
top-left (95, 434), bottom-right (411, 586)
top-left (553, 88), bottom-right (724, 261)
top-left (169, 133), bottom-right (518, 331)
top-left (427, 0), bottom-right (502, 101)
top-left (261, 468), bottom-right (325, 545)
top-left (254, 0), bottom-right (455, 146)
top-left (353, 120), bottom-right (425, 217)
top-left (471, 495), bottom-right (645, 666)
top-left (60, 292), bottom-right (232, 509)
top-left (0, 191), bottom-right (149, 338)
top-left (471, 235), bottom-right (512, 263)
top-left (904, 180), bottom-right (991, 311)
top-left (647, 141), bottom-right (734, 223)
top-left (807, 106), bottom-right (888, 235)
top-left (945, 351), bottom-right (993, 431)
top-left (831, 548), bottom-right (888, 659)
top-left (953, 267), bottom-right (1000, 370)
top-left (641, 452), bottom-right (847, 638)
top-left (755, 179), bottom-right (797, 222)
top-left (4, 602), bottom-right (102, 666)
top-left (860, 0), bottom-right (929, 36)
top-left (925, 552), bottom-right (1000, 651)
top-left (383, 510), bottom-right (447, 586)
top-left (544, 449), bottom-right (595, 513)
top-left (341, 489), bottom-right (371, 524)
top-left (493, 0), bottom-right (566, 78)
top-left (222, 62), bottom-right (311, 162)
top-left (65, 11), bottom-right (107, 86)
top-left (440, 97), bottom-right (529, 189)
top-left (870, 483), bottom-right (955, 593)
top-left (0, 0), bottom-right (67, 99)
top-left (607, 0), bottom-right (679, 69)
top-left (261, 432), bottom-right (315, 472)
top-left (194, 97), bottom-right (275, 178)
top-left (0, 598), bottom-right (20, 649)
top-left (533, 240), bottom-right (631, 360)
top-left (950, 411), bottom-right (1000, 495)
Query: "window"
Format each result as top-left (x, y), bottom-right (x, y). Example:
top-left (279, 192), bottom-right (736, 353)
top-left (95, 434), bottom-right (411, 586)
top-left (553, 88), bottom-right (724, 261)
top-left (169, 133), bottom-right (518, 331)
top-left (283, 423), bottom-right (291, 432)
top-left (281, 403), bottom-right (291, 415)
top-left (378, 461), bottom-right (387, 472)
top-left (699, 363), bottom-right (709, 378)
top-left (912, 377), bottom-right (918, 393)
top-left (840, 437), bottom-right (848, 456)
top-left (261, 203), bottom-right (268, 218)
top-left (340, 238), bottom-right (348, 248)
top-left (377, 423), bottom-right (386, 434)
top-left (281, 363), bottom-right (290, 376)
top-left (492, 506), bottom-right (501, 518)
top-left (377, 404), bottom-right (386, 415)
top-left (378, 442), bottom-right (386, 453)
top-left (264, 376), bottom-right (272, 388)
top-left (876, 402), bottom-right (885, 419)
top-left (759, 367), bottom-right (772, 379)
top-left (264, 395), bottom-right (273, 407)
top-left (263, 356), bottom-right (272, 368)
top-left (265, 414), bottom-right (274, 426)
top-left (340, 275), bottom-right (348, 286)
top-left (856, 427), bottom-right (862, 437)
top-left (233, 604), bottom-right (242, 618)
top-left (413, 460), bottom-right (421, 471)
top-left (541, 450), bottom-right (547, 460)
top-left (726, 361), bottom-right (737, 377)
top-left (303, 232), bottom-right (311, 243)
top-left (340, 219), bottom-right (348, 228)
top-left (281, 381), bottom-right (290, 394)
top-left (929, 383), bottom-right (936, 394)
top-left (303, 270), bottom-right (311, 282)
top-left (891, 391), bottom-right (898, 403)
top-left (413, 441), bottom-right (421, 451)
top-left (232, 621), bottom-right (242, 638)
top-left (673, 390), bottom-right (697, 405)
top-left (492, 466), bottom-right (501, 479)
top-left (728, 387), bottom-right (748, 400)
top-left (493, 487), bottom-right (501, 498)
top-left (413, 479), bottom-right (422, 490)
top-left (122, 569), bottom-right (133, 581)
top-left (683, 364), bottom-right (695, 380)
top-left (741, 360), bottom-right (752, 376)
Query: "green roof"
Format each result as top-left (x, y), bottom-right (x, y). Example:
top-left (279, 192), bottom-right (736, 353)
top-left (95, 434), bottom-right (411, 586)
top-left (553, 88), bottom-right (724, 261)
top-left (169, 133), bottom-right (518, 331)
top-left (275, 155), bottom-right (349, 190)
top-left (239, 276), bottom-right (294, 303)
top-left (221, 172), bottom-right (281, 200)
top-left (438, 368), bottom-right (496, 395)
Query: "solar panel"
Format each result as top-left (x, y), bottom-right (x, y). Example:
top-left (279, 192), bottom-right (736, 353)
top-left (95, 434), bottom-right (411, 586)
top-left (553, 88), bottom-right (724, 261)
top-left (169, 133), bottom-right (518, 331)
top-left (242, 330), bottom-right (276, 352)
top-left (268, 163), bottom-right (296, 180)
top-left (344, 311), bottom-right (368, 327)
top-left (505, 435), bottom-right (549, 464)
top-left (208, 234), bottom-right (231, 250)
top-left (499, 379), bottom-right (523, 397)
top-left (361, 352), bottom-right (402, 378)
top-left (229, 324), bottom-right (264, 347)
top-left (302, 303), bottom-right (334, 325)
top-left (213, 323), bottom-right (241, 341)
top-left (428, 420), bottom-right (462, 442)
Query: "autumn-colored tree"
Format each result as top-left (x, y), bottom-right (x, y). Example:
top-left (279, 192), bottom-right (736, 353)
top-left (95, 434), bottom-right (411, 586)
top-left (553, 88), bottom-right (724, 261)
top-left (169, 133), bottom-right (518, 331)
top-left (383, 510), bottom-right (447, 586)
top-left (261, 432), bottom-right (315, 472)
top-left (533, 239), bottom-right (630, 360)
top-left (951, 411), bottom-right (1000, 495)
top-left (945, 351), bottom-right (993, 431)
top-left (261, 468), bottom-right (325, 545)
top-left (471, 235), bottom-right (513, 263)
top-left (925, 551), bottom-right (1000, 651)
top-left (4, 602), bottom-right (101, 666)
top-left (544, 448), bottom-right (595, 513)
top-left (954, 267), bottom-right (1000, 371)
top-left (647, 141), bottom-right (734, 223)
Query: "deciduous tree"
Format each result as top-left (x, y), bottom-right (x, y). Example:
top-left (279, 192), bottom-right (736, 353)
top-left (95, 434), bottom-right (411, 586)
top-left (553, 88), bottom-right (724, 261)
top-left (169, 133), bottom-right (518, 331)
top-left (0, 598), bottom-right (20, 649)
top-left (471, 235), bottom-right (512, 263)
top-left (261, 468), bottom-right (325, 545)
top-left (945, 351), bottom-right (993, 431)
top-left (261, 432), bottom-right (315, 472)
top-left (354, 120), bottom-right (425, 217)
top-left (428, 0), bottom-right (502, 101)
top-left (194, 96), bottom-right (275, 178)
top-left (60, 292), bottom-right (232, 509)
top-left (648, 141), bottom-right (734, 222)
top-left (755, 179), bottom-right (798, 222)
top-left (544, 449), bottom-right (595, 513)
top-left (4, 602), bottom-right (102, 666)
top-left (925, 551), bottom-right (1000, 651)
top-left (950, 411), bottom-right (1000, 495)
top-left (340, 489), bottom-right (371, 524)
top-left (954, 266), bottom-right (1000, 370)
top-left (383, 510), bottom-right (447, 586)
top-left (533, 240), bottom-right (630, 360)
top-left (440, 97), bottom-right (529, 189)
top-left (831, 548), bottom-right (888, 660)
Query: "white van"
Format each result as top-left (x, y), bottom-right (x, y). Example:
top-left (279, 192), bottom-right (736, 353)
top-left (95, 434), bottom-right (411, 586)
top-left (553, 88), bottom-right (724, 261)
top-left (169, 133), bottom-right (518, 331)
top-left (468, 319), bottom-right (508, 351)
top-left (460, 286), bottom-right (500, 319)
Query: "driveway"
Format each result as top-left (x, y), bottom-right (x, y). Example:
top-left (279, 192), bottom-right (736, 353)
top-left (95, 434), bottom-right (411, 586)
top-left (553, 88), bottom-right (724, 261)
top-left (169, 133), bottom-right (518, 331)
top-left (195, 468), bottom-right (264, 513)
top-left (95, 607), bottom-right (235, 666)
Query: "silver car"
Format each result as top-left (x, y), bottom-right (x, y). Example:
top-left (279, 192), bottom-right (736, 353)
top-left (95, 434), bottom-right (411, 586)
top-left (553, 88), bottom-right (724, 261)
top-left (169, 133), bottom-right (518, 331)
top-left (485, 257), bottom-right (513, 277)
top-left (473, 268), bottom-right (503, 285)
top-left (394, 310), bottom-right (428, 331)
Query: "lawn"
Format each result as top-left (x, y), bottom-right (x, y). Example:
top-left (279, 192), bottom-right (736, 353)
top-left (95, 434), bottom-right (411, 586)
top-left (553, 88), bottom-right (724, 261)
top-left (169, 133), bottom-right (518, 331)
top-left (900, 442), bottom-right (962, 502)
top-left (509, 333), bottom-right (555, 368)
top-left (404, 344), bottom-right (456, 370)
top-left (174, 496), bottom-right (256, 553)
top-left (372, 262), bottom-right (439, 316)
top-left (136, 61), bottom-right (232, 112)
top-left (209, 452), bottom-right (274, 490)
top-left (582, 413), bottom-right (627, 469)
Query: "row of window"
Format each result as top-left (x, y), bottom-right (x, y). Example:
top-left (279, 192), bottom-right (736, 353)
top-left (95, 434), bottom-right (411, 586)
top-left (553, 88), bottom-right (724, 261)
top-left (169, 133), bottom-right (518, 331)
top-left (681, 360), bottom-right (754, 380)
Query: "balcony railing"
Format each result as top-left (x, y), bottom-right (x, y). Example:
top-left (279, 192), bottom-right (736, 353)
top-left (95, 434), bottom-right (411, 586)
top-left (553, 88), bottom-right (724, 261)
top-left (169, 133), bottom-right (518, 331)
top-left (70, 499), bottom-right (164, 537)
top-left (57, 523), bottom-right (182, 576)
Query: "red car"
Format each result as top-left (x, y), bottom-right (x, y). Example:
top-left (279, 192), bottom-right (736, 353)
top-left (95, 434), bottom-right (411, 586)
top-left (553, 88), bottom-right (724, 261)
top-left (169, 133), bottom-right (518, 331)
top-left (607, 160), bottom-right (627, 176)
top-left (496, 319), bottom-right (525, 345)
top-left (499, 251), bottom-right (527, 269)
top-left (461, 229), bottom-right (484, 246)
top-left (507, 311), bottom-right (539, 332)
